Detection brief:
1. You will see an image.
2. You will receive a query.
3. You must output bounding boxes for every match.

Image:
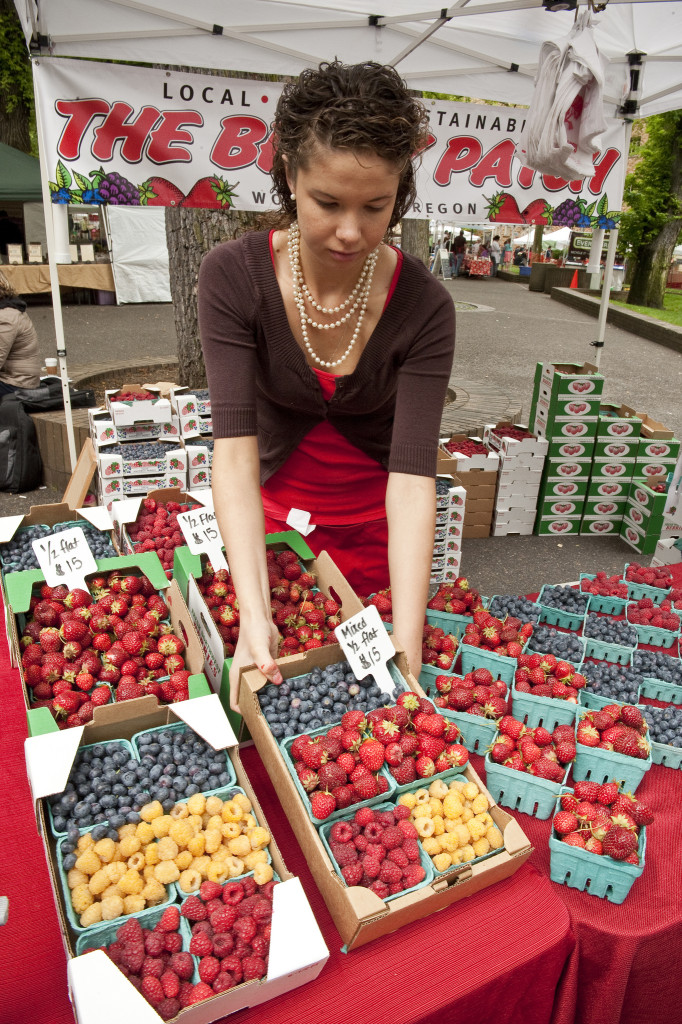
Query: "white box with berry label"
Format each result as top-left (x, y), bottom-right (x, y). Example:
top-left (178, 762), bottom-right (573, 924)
top-left (439, 435), bottom-right (500, 472)
top-left (579, 516), bottom-right (623, 536)
top-left (97, 442), bottom-right (188, 480)
top-left (105, 385), bottom-right (173, 427)
top-left (170, 386), bottom-right (212, 418)
top-left (483, 422), bottom-right (549, 458)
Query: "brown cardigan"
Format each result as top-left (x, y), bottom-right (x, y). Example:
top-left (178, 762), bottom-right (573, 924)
top-left (199, 230), bottom-right (455, 483)
top-left (0, 306), bottom-right (40, 389)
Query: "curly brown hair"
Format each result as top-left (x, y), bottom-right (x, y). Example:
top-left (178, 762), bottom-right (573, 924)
top-left (271, 62), bottom-right (430, 231)
top-left (0, 270), bottom-right (18, 301)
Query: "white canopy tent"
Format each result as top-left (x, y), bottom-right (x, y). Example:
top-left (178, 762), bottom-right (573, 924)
top-left (13, 0), bottom-right (682, 468)
top-left (512, 226), bottom-right (573, 247)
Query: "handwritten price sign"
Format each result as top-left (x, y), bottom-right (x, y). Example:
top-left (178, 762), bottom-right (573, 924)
top-left (32, 527), bottom-right (98, 591)
top-left (336, 604), bottom-right (396, 695)
top-left (177, 507), bottom-right (228, 572)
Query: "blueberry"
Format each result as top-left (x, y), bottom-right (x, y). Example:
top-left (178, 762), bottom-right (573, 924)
top-left (62, 853), bottom-right (77, 871)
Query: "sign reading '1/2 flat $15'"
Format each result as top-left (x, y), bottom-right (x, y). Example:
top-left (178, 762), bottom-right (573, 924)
top-left (32, 527), bottom-right (98, 592)
top-left (177, 507), bottom-right (228, 572)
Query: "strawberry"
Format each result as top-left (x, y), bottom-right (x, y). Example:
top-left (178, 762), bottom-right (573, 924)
top-left (602, 826), bottom-right (638, 861)
top-left (553, 811), bottom-right (578, 835)
top-left (358, 738), bottom-right (385, 772)
top-left (310, 790), bottom-right (336, 819)
top-left (390, 758), bottom-right (417, 785)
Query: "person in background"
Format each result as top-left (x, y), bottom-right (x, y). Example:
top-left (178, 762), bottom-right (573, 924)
top-left (489, 234), bottom-right (501, 276)
top-left (0, 270), bottom-right (40, 396)
top-left (199, 61), bottom-right (455, 709)
top-left (502, 238), bottom-right (512, 264)
top-left (479, 242), bottom-right (490, 260)
top-left (452, 230), bottom-right (467, 277)
top-left (513, 245), bottom-right (528, 266)
top-left (545, 245), bottom-right (553, 260)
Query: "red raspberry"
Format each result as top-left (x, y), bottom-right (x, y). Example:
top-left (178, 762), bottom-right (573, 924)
top-left (141, 976), bottom-right (165, 1006)
top-left (212, 973), bottom-right (236, 993)
top-left (222, 881), bottom-right (244, 905)
top-left (198, 956), bottom-right (221, 985)
top-left (169, 952), bottom-right (194, 981)
top-left (186, 981), bottom-right (215, 1005)
top-left (180, 895), bottom-right (208, 920)
top-left (160, 970), bottom-right (180, 999)
top-left (141, 956), bottom-right (165, 979)
top-left (354, 807), bottom-right (375, 827)
top-left (379, 860), bottom-right (403, 885)
top-left (341, 862), bottom-right (364, 886)
top-left (233, 916), bottom-right (257, 943)
top-left (189, 932), bottom-right (214, 956)
top-left (210, 905), bottom-right (238, 932)
top-left (199, 880), bottom-right (224, 902)
top-left (242, 956), bottom-right (267, 980)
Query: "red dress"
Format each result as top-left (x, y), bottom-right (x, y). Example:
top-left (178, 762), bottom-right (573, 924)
top-left (261, 240), bottom-right (403, 596)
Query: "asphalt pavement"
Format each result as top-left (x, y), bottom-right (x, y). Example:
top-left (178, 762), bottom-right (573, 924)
top-left (4, 276), bottom-right (681, 597)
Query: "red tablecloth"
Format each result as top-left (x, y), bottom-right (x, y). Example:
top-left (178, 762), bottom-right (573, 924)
top-left (3, 561), bottom-right (682, 1024)
top-left (463, 255), bottom-right (492, 277)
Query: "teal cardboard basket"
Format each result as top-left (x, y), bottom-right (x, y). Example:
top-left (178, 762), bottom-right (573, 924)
top-left (319, 801), bottom-right (434, 902)
top-left (625, 601), bottom-right (680, 649)
top-left (649, 739), bottom-right (682, 769)
top-left (460, 643), bottom-right (523, 686)
top-left (536, 585), bottom-right (588, 632)
top-left (47, 738), bottom-right (137, 838)
top-left (581, 635), bottom-right (636, 665)
top-left (425, 608), bottom-right (472, 639)
top-left (623, 563), bottom-right (672, 604)
top-left (639, 676), bottom-right (682, 704)
top-left (579, 574), bottom-right (629, 616)
top-left (280, 724), bottom-right (396, 826)
top-left (579, 688), bottom-right (640, 712)
top-left (549, 792), bottom-right (646, 903)
top-left (511, 684), bottom-right (578, 732)
top-left (483, 753), bottom-right (569, 819)
top-left (438, 708), bottom-right (499, 754)
top-left (573, 735), bottom-right (652, 791)
top-left (75, 902), bottom-right (192, 958)
top-left (131, 721), bottom-right (237, 792)
top-left (419, 659), bottom-right (458, 691)
top-left (388, 759), bottom-right (468, 797)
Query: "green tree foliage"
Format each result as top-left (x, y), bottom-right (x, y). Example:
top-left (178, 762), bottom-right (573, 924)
top-left (620, 111), bottom-right (682, 307)
top-left (0, 0), bottom-right (36, 154)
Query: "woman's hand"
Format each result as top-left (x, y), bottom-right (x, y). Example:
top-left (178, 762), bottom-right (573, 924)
top-left (228, 619), bottom-right (283, 713)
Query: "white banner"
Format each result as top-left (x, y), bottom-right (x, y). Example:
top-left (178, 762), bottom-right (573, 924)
top-left (34, 58), bottom-right (627, 227)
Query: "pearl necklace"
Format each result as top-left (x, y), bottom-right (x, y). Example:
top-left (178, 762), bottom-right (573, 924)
top-left (288, 221), bottom-right (379, 369)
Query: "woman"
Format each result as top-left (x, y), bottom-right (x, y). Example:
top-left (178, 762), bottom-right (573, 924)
top-left (199, 62), bottom-right (455, 709)
top-left (0, 271), bottom-right (40, 395)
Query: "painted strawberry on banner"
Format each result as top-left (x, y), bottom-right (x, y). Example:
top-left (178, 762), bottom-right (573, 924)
top-left (181, 176), bottom-right (239, 208)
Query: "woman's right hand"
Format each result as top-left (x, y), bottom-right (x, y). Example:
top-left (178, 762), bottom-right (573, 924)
top-left (228, 619), bottom-right (283, 713)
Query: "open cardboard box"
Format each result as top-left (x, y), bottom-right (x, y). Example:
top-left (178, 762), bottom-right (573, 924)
top-left (105, 383), bottom-right (175, 428)
top-left (438, 436), bottom-right (500, 473)
top-left (24, 696), bottom-right (329, 1024)
top-left (0, 502), bottom-right (116, 660)
top-left (238, 643), bottom-right (532, 951)
top-left (110, 487), bottom-right (212, 557)
top-left (6, 550), bottom-right (205, 728)
top-left (174, 531), bottom-right (364, 736)
top-left (635, 412), bottom-right (675, 440)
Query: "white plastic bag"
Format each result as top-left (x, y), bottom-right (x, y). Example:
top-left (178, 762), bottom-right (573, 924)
top-left (517, 10), bottom-right (607, 180)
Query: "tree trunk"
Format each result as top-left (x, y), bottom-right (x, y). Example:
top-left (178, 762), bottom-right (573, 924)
top-left (532, 224), bottom-right (544, 256)
top-left (400, 218), bottom-right (430, 266)
top-left (165, 208), bottom-right (262, 388)
top-left (0, 0), bottom-right (33, 153)
top-left (627, 218), bottom-right (682, 307)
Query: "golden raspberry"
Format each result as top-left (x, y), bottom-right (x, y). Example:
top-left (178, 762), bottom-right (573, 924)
top-left (431, 814), bottom-right (445, 837)
top-left (415, 817), bottom-right (435, 838)
top-left (398, 793), bottom-right (417, 810)
top-left (190, 855), bottom-right (211, 877)
top-left (118, 869), bottom-right (144, 895)
top-left (414, 788), bottom-right (430, 805)
top-left (105, 862), bottom-right (126, 884)
top-left (225, 834), bottom-right (249, 858)
top-left (221, 822), bottom-right (241, 841)
top-left (467, 819), bottom-right (486, 842)
top-left (157, 837), bottom-right (179, 862)
top-left (233, 792), bottom-right (252, 813)
top-left (225, 856), bottom-right (245, 878)
top-left (141, 878), bottom-right (166, 904)
top-left (487, 826), bottom-right (504, 850)
top-left (79, 903), bottom-right (103, 928)
top-left (206, 814), bottom-right (224, 833)
top-left (127, 852), bottom-right (146, 873)
top-left (100, 895), bottom-right (124, 921)
top-left (151, 815), bottom-right (172, 840)
top-left (243, 850), bottom-right (268, 869)
top-left (71, 884), bottom-right (94, 914)
top-left (472, 793), bottom-right (489, 815)
top-left (187, 814), bottom-right (204, 833)
top-left (144, 843), bottom-right (160, 866)
top-left (93, 838), bottom-right (116, 864)
top-left (186, 794), bottom-right (206, 816)
top-left (428, 779), bottom-right (449, 800)
top-left (433, 852), bottom-right (452, 872)
top-left (169, 819), bottom-right (194, 849)
top-left (248, 826), bottom-right (271, 850)
top-left (460, 843), bottom-right (476, 862)
top-left (221, 800), bottom-right (243, 823)
top-left (67, 868), bottom-right (88, 889)
top-left (206, 861), bottom-right (230, 884)
top-left (75, 850), bottom-right (101, 876)
top-left (439, 832), bottom-right (459, 853)
top-left (178, 868), bottom-right (202, 893)
top-left (461, 807), bottom-right (474, 823)
top-left (454, 824), bottom-right (471, 848)
top-left (243, 814), bottom-right (257, 830)
top-left (205, 795), bottom-right (224, 816)
top-left (118, 835), bottom-right (141, 859)
top-left (422, 837), bottom-right (441, 856)
top-left (412, 804), bottom-right (432, 819)
top-left (122, 895), bottom-right (145, 915)
top-left (448, 779), bottom-right (467, 794)
top-left (204, 828), bottom-right (223, 855)
top-left (117, 824), bottom-right (136, 839)
top-left (139, 800), bottom-right (164, 822)
top-left (429, 798), bottom-right (444, 817)
top-left (472, 837), bottom-right (490, 858)
top-left (77, 833), bottom-right (95, 853)
top-left (154, 860), bottom-right (180, 885)
top-left (175, 850), bottom-right (193, 871)
top-left (136, 821), bottom-right (155, 845)
top-left (102, 884), bottom-right (122, 900)
top-left (253, 862), bottom-right (273, 885)
top-left (463, 782), bottom-right (479, 802)
top-left (187, 834), bottom-right (206, 857)
top-left (169, 802), bottom-right (189, 819)
top-left (88, 869), bottom-right (110, 896)
top-left (442, 793), bottom-right (463, 819)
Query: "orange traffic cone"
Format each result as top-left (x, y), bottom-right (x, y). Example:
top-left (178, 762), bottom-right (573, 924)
top-left (569, 269), bottom-right (579, 289)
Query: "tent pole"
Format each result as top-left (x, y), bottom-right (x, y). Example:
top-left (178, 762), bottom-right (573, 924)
top-left (32, 59), bottom-right (78, 473)
top-left (591, 116), bottom-right (635, 369)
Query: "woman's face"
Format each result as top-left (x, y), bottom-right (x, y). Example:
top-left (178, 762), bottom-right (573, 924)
top-left (286, 143), bottom-right (401, 273)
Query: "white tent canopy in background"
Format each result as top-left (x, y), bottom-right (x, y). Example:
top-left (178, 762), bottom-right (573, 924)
top-left (511, 227), bottom-right (573, 248)
top-left (13, 0), bottom-right (682, 119)
top-left (13, 0), bottom-right (682, 469)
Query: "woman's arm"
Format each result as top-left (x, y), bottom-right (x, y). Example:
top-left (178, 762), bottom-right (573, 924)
top-left (212, 436), bottom-right (282, 712)
top-left (386, 472), bottom-right (436, 681)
